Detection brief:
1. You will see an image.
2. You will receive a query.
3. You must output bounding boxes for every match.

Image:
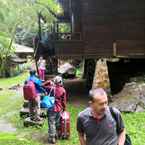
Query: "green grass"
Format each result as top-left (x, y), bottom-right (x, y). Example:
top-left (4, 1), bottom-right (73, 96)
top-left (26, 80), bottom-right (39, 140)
top-left (0, 133), bottom-right (42, 145)
top-left (0, 73), bottom-right (29, 116)
top-left (0, 73), bottom-right (145, 145)
top-left (0, 72), bottom-right (29, 88)
top-left (122, 113), bottom-right (145, 145)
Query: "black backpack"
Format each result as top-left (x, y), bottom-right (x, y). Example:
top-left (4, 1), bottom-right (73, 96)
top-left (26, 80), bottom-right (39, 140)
top-left (110, 107), bottom-right (132, 145)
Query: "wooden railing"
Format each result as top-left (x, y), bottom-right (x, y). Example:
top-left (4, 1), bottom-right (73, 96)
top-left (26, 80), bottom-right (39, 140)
top-left (52, 32), bottom-right (82, 41)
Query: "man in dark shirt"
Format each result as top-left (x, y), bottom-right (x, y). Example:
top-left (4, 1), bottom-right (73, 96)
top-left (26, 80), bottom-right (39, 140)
top-left (77, 88), bottom-right (126, 145)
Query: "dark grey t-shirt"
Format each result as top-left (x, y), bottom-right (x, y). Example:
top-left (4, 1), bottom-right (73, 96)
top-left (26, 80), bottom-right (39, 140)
top-left (77, 107), bottom-right (125, 145)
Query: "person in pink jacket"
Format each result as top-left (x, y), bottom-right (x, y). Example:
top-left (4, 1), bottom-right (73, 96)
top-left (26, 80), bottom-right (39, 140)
top-left (47, 76), bottom-right (67, 144)
top-left (37, 56), bottom-right (46, 81)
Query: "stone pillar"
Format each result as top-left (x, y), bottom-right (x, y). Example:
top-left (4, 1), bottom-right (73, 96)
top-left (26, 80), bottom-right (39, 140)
top-left (92, 59), bottom-right (111, 93)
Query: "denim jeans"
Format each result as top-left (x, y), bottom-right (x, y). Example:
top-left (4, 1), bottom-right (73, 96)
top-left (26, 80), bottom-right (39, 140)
top-left (29, 96), bottom-right (40, 120)
top-left (47, 110), bottom-right (61, 138)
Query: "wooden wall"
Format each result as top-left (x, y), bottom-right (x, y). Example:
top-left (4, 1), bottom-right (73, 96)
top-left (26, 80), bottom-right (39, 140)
top-left (52, 0), bottom-right (145, 58)
top-left (113, 0), bottom-right (145, 57)
top-left (80, 0), bottom-right (145, 58)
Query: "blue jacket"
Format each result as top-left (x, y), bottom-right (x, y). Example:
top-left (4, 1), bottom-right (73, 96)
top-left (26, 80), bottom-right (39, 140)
top-left (27, 75), bottom-right (45, 94)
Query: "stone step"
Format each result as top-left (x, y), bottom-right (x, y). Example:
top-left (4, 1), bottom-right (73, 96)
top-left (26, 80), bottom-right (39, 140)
top-left (20, 108), bottom-right (47, 118)
top-left (20, 108), bottom-right (29, 118)
top-left (23, 117), bottom-right (45, 127)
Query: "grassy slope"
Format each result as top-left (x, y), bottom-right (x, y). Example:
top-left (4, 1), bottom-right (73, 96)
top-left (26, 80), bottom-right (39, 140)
top-left (0, 73), bottom-right (145, 145)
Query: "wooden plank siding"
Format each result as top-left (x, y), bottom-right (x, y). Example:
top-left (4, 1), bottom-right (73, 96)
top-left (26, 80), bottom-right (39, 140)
top-left (112, 0), bottom-right (145, 57)
top-left (54, 40), bottom-right (84, 57)
top-left (81, 0), bottom-right (113, 57)
top-left (115, 40), bottom-right (145, 58)
top-left (53, 0), bottom-right (145, 58)
top-left (81, 0), bottom-right (145, 58)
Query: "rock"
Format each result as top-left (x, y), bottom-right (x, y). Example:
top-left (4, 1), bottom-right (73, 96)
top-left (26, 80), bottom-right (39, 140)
top-left (20, 107), bottom-right (47, 118)
top-left (58, 63), bottom-right (76, 79)
top-left (24, 117), bottom-right (44, 127)
top-left (139, 95), bottom-right (145, 106)
top-left (110, 98), bottom-right (138, 112)
top-left (135, 105), bottom-right (145, 112)
top-left (110, 79), bottom-right (145, 112)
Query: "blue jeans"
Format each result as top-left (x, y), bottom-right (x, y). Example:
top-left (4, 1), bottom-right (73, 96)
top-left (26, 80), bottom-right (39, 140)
top-left (47, 110), bottom-right (61, 138)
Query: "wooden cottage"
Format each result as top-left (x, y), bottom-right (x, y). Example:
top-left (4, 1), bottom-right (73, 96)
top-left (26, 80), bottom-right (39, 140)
top-left (35, 0), bottom-right (145, 92)
top-left (35, 0), bottom-right (145, 59)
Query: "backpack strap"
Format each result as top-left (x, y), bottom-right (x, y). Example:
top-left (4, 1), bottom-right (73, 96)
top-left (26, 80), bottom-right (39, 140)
top-left (48, 87), bottom-right (54, 97)
top-left (110, 107), bottom-right (132, 145)
top-left (109, 107), bottom-right (120, 134)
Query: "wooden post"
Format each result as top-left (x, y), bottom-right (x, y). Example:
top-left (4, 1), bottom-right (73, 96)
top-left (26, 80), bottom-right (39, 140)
top-left (113, 42), bottom-right (117, 57)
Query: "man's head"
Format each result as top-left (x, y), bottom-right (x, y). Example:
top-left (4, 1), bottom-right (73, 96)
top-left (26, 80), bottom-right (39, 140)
top-left (89, 88), bottom-right (108, 115)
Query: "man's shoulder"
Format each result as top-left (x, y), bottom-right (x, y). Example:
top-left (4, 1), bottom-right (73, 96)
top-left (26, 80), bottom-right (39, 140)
top-left (78, 107), bottom-right (91, 119)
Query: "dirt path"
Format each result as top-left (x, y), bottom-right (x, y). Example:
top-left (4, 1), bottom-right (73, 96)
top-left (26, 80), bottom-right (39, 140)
top-left (0, 119), bottom-right (16, 133)
top-left (64, 78), bottom-right (89, 106)
top-left (0, 85), bottom-right (22, 133)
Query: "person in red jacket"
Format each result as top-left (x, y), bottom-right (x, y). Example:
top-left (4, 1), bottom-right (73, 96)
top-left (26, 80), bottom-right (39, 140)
top-left (47, 76), bottom-right (67, 144)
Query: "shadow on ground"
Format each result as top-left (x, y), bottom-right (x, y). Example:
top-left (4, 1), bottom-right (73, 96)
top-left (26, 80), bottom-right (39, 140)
top-left (64, 78), bottom-right (89, 107)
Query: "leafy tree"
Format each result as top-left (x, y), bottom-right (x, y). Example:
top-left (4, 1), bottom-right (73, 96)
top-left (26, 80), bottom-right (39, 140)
top-left (0, 0), bottom-right (61, 77)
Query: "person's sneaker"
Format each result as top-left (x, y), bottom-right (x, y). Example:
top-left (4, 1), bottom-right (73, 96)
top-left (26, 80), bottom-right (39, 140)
top-left (52, 137), bottom-right (56, 144)
top-left (48, 137), bottom-right (56, 144)
top-left (34, 116), bottom-right (43, 122)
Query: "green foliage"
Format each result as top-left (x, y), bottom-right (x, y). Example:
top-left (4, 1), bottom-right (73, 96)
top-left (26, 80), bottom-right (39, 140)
top-left (0, 32), bottom-right (15, 77)
top-left (0, 0), bottom-right (61, 46)
top-left (58, 23), bottom-right (71, 33)
top-left (0, 72), bottom-right (28, 88)
top-left (0, 0), bottom-right (61, 77)
top-left (0, 32), bottom-right (14, 58)
top-left (123, 113), bottom-right (145, 145)
top-left (0, 0), bottom-right (61, 41)
top-left (0, 133), bottom-right (42, 145)
top-left (37, 0), bottom-right (62, 14)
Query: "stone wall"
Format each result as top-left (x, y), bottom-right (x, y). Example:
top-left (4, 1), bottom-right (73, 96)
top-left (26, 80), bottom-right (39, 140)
top-left (92, 59), bottom-right (110, 92)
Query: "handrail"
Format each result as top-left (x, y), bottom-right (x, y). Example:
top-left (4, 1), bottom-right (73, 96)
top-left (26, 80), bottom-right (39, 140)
top-left (52, 32), bottom-right (82, 41)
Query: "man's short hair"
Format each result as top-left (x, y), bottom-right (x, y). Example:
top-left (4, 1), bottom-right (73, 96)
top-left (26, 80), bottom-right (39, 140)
top-left (89, 88), bottom-right (107, 102)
